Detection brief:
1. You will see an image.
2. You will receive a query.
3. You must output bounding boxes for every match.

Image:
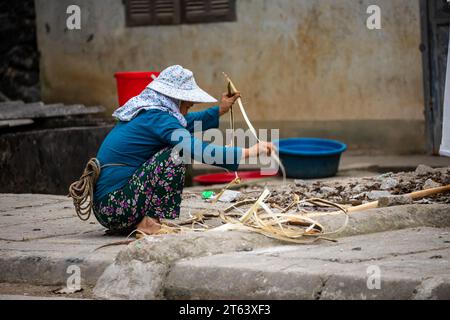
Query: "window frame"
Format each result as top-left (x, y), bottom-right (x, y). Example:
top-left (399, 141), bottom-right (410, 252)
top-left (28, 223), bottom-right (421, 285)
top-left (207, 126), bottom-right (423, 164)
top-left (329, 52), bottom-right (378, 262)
top-left (124, 0), bottom-right (237, 27)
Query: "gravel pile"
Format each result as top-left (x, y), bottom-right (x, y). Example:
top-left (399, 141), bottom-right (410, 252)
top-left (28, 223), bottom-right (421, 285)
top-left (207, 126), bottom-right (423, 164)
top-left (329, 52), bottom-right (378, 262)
top-left (238, 165), bottom-right (450, 210)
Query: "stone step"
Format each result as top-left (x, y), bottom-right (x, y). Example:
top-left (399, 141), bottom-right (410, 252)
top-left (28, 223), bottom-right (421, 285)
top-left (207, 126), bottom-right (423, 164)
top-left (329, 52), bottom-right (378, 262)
top-left (92, 204), bottom-right (450, 299)
top-left (165, 227), bottom-right (450, 300)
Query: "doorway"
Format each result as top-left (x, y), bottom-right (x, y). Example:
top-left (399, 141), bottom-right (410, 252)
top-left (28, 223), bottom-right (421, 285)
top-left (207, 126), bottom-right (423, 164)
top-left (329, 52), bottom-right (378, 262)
top-left (420, 0), bottom-right (450, 154)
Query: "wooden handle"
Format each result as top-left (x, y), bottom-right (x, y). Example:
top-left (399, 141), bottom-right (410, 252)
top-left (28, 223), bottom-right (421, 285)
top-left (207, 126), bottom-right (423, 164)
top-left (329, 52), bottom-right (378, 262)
top-left (307, 184), bottom-right (450, 217)
top-left (407, 184), bottom-right (450, 200)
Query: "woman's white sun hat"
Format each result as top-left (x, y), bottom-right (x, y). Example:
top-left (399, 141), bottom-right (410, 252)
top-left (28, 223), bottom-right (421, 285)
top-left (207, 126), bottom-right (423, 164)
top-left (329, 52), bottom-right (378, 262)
top-left (148, 65), bottom-right (218, 103)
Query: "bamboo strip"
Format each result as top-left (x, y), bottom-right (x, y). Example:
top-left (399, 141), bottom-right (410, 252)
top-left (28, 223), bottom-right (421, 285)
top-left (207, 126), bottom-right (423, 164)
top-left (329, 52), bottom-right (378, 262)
top-left (222, 72), bottom-right (287, 182)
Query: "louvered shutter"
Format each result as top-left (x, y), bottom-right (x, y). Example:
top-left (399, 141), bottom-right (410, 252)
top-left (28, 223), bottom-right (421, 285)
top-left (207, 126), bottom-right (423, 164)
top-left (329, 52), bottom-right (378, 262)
top-left (182, 0), bottom-right (236, 23)
top-left (125, 0), bottom-right (181, 26)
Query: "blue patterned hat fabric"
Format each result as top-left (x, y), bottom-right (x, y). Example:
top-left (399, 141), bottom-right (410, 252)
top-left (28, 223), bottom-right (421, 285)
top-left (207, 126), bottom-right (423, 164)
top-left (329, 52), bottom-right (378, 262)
top-left (148, 65), bottom-right (217, 103)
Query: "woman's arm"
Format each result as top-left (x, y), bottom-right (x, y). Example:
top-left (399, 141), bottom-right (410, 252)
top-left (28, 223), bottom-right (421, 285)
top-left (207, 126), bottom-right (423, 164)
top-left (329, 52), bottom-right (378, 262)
top-left (184, 92), bottom-right (241, 133)
top-left (184, 107), bottom-right (220, 132)
top-left (174, 132), bottom-right (273, 172)
top-left (154, 111), bottom-right (273, 172)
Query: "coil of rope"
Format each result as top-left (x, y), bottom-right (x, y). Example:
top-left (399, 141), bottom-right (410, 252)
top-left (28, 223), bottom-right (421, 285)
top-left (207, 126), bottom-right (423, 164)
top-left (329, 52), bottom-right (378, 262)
top-left (68, 158), bottom-right (127, 221)
top-left (68, 158), bottom-right (102, 221)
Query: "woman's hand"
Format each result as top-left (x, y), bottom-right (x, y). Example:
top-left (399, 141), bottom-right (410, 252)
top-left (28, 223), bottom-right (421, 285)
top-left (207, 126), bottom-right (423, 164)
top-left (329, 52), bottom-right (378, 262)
top-left (219, 92), bottom-right (241, 116)
top-left (243, 141), bottom-right (274, 159)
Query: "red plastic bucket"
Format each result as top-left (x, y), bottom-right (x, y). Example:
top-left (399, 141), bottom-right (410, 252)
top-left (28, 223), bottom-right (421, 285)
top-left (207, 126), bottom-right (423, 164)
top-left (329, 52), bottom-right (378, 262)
top-left (114, 71), bottom-right (160, 106)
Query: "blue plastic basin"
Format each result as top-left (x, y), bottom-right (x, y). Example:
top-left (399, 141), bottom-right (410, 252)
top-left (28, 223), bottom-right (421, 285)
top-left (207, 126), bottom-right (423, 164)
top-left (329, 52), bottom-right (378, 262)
top-left (275, 138), bottom-right (347, 179)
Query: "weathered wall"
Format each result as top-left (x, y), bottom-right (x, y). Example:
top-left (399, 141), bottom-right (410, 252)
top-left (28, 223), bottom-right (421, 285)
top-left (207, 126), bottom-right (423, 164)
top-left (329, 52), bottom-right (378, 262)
top-left (0, 127), bottom-right (111, 194)
top-left (34, 0), bottom-right (425, 153)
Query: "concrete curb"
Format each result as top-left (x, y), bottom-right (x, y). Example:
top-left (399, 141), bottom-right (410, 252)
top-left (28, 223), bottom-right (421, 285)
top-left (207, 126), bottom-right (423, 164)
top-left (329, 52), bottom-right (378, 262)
top-left (92, 231), bottom-right (283, 299)
top-left (93, 204), bottom-right (450, 300)
top-left (0, 251), bottom-right (116, 286)
top-left (165, 227), bottom-right (450, 300)
top-left (316, 204), bottom-right (450, 238)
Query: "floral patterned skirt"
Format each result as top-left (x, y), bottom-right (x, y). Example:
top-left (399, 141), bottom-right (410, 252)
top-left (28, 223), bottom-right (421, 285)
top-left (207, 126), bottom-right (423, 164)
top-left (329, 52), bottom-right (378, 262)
top-left (93, 148), bottom-right (186, 231)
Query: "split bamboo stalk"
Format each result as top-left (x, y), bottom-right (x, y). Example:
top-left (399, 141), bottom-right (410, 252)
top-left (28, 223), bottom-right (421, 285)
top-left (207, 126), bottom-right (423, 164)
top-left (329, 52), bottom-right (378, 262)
top-left (222, 72), bottom-right (287, 181)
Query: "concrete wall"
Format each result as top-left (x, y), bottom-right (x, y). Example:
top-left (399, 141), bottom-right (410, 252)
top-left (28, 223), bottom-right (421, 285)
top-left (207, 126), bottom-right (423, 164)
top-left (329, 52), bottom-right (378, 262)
top-left (0, 127), bottom-right (111, 194)
top-left (34, 0), bottom-right (426, 153)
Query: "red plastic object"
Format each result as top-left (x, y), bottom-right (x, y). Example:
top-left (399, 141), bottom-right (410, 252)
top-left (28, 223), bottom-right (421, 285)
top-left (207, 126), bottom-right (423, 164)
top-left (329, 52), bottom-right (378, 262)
top-left (114, 71), bottom-right (160, 106)
top-left (193, 171), bottom-right (278, 186)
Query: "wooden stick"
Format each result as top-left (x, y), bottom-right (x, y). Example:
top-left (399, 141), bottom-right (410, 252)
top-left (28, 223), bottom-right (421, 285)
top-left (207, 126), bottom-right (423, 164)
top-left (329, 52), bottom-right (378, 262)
top-left (306, 184), bottom-right (450, 218)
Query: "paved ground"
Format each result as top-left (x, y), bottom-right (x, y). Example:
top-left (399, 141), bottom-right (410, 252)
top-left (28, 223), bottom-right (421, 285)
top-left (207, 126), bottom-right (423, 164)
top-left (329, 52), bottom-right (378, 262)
top-left (1, 157), bottom-right (450, 300)
top-left (0, 194), bottom-right (122, 286)
top-left (1, 194), bottom-right (450, 299)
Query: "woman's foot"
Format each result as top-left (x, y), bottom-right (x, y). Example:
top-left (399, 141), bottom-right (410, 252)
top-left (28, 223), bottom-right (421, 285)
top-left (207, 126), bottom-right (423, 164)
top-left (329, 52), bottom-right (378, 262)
top-left (136, 216), bottom-right (161, 235)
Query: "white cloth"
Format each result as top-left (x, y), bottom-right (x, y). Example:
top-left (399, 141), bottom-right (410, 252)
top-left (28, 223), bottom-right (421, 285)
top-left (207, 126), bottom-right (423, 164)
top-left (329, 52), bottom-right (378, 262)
top-left (112, 88), bottom-right (187, 127)
top-left (440, 29), bottom-right (450, 157)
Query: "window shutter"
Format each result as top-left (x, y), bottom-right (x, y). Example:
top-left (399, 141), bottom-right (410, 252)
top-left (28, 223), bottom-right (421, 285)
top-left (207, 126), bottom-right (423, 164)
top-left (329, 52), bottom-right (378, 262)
top-left (125, 0), bottom-right (181, 26)
top-left (182, 0), bottom-right (236, 24)
top-left (125, 0), bottom-right (152, 26)
top-left (153, 0), bottom-right (181, 25)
